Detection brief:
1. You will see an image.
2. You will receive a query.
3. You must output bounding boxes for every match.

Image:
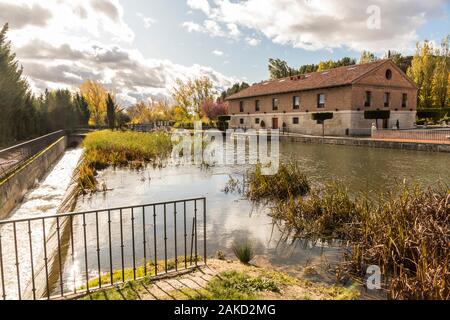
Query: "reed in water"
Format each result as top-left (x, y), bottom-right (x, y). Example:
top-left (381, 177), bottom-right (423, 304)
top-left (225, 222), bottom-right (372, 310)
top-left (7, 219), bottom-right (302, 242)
top-left (78, 130), bottom-right (172, 193)
top-left (231, 161), bottom-right (450, 300)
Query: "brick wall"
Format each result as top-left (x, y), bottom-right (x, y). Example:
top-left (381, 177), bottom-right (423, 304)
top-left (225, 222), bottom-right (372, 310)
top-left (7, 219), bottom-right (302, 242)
top-left (228, 61), bottom-right (418, 134)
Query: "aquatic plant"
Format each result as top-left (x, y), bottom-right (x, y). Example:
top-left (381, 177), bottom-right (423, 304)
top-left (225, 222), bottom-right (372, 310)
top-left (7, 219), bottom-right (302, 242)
top-left (224, 160), bottom-right (310, 204)
top-left (269, 183), bottom-right (359, 242)
top-left (246, 161), bottom-right (310, 203)
top-left (78, 130), bottom-right (172, 193)
top-left (232, 241), bottom-right (255, 264)
top-left (268, 182), bottom-right (450, 300)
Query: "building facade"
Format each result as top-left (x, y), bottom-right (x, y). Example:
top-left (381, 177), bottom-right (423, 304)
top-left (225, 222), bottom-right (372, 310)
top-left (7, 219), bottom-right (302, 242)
top-left (227, 60), bottom-right (418, 136)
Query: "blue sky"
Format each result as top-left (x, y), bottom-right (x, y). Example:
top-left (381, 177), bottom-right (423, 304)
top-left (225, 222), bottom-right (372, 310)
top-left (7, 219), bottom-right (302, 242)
top-left (123, 0), bottom-right (450, 83)
top-left (1, 0), bottom-right (449, 105)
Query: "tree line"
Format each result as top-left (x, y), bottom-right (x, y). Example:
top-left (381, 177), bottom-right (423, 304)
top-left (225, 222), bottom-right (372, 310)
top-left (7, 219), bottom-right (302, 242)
top-left (0, 24), bottom-right (126, 147)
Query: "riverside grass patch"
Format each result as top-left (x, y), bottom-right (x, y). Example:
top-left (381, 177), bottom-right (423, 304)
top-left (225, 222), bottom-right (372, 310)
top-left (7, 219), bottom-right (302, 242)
top-left (78, 130), bottom-right (172, 193)
top-left (186, 271), bottom-right (280, 300)
top-left (268, 182), bottom-right (450, 300)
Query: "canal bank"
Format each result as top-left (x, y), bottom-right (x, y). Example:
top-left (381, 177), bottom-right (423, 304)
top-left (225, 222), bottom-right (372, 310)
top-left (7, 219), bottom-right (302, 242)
top-left (280, 133), bottom-right (450, 153)
top-left (0, 136), bottom-right (68, 220)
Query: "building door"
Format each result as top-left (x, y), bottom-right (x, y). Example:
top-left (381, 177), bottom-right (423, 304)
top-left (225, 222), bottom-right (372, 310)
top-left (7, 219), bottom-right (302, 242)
top-left (382, 118), bottom-right (389, 129)
top-left (272, 118), bottom-right (279, 130)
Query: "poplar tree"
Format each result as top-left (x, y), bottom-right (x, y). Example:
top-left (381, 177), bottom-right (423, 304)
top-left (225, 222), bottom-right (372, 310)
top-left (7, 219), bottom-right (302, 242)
top-left (431, 37), bottom-right (449, 108)
top-left (407, 41), bottom-right (436, 109)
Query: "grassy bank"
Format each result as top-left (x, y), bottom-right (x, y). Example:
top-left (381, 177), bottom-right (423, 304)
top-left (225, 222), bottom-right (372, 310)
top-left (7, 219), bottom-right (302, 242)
top-left (80, 256), bottom-right (202, 290)
top-left (78, 130), bottom-right (172, 193)
top-left (80, 259), bottom-right (360, 301)
top-left (232, 162), bottom-right (450, 300)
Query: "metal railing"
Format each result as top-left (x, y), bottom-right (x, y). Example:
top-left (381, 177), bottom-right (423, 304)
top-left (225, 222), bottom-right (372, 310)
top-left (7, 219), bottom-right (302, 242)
top-left (372, 128), bottom-right (450, 144)
top-left (0, 130), bottom-right (66, 181)
top-left (0, 197), bottom-right (206, 300)
top-left (130, 122), bottom-right (173, 132)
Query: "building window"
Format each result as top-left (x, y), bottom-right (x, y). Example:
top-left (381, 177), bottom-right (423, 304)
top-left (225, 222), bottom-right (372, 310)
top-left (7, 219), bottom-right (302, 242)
top-left (293, 117), bottom-right (299, 124)
top-left (317, 94), bottom-right (325, 108)
top-left (402, 93), bottom-right (408, 108)
top-left (365, 91), bottom-right (372, 107)
top-left (255, 118), bottom-right (260, 124)
top-left (384, 92), bottom-right (390, 108)
top-left (239, 101), bottom-right (244, 113)
top-left (255, 100), bottom-right (260, 112)
top-left (240, 118), bottom-right (244, 125)
top-left (293, 96), bottom-right (300, 109)
top-left (386, 69), bottom-right (392, 80)
top-left (272, 98), bottom-right (279, 111)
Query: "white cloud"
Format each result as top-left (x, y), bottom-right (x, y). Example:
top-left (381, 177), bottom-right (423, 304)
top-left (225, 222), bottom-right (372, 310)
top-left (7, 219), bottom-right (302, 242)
top-left (212, 50), bottom-right (224, 56)
top-left (3, 0), bottom-right (236, 105)
top-left (182, 19), bottom-right (239, 39)
top-left (246, 37), bottom-right (260, 46)
top-left (137, 13), bottom-right (156, 29)
top-left (187, 0), bottom-right (210, 15)
top-left (182, 21), bottom-right (202, 33)
top-left (185, 0), bottom-right (447, 53)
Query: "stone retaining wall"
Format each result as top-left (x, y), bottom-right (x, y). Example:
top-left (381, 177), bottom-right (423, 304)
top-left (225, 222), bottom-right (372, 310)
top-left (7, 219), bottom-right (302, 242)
top-left (281, 134), bottom-right (450, 153)
top-left (0, 136), bottom-right (67, 220)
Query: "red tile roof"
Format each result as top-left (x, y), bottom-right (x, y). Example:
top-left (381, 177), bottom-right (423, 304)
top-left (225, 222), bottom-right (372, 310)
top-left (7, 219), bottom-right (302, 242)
top-left (227, 59), bottom-right (390, 100)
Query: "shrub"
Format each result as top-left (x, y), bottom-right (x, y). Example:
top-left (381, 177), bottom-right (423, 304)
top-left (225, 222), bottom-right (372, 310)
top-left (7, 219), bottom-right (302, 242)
top-left (245, 161), bottom-right (310, 204)
top-left (269, 183), bottom-right (360, 242)
top-left (232, 241), bottom-right (255, 264)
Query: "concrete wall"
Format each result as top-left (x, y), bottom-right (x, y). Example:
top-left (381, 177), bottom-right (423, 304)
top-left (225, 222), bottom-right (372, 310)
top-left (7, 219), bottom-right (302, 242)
top-left (281, 134), bottom-right (450, 153)
top-left (230, 111), bottom-right (417, 136)
top-left (0, 136), bottom-right (67, 220)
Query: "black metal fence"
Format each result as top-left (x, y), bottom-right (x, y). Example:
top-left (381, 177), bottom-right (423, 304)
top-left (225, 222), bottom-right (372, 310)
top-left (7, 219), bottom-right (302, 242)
top-left (0, 130), bottom-right (66, 181)
top-left (0, 197), bottom-right (206, 300)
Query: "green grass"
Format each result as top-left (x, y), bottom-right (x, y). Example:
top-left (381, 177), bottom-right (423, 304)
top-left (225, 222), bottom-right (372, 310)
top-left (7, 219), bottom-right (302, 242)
top-left (80, 256), bottom-right (202, 290)
top-left (78, 130), bottom-right (172, 193)
top-left (187, 271), bottom-right (280, 300)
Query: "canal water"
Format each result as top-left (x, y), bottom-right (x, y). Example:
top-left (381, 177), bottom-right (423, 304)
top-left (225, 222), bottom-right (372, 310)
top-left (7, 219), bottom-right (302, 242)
top-left (1, 141), bottom-right (450, 299)
top-left (68, 142), bottom-right (450, 293)
top-left (0, 148), bottom-right (82, 300)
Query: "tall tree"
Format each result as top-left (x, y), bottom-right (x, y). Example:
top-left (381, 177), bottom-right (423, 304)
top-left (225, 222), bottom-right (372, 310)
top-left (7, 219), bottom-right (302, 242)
top-left (171, 77), bottom-right (214, 119)
top-left (74, 93), bottom-right (90, 126)
top-left (106, 93), bottom-right (116, 130)
top-left (0, 23), bottom-right (30, 145)
top-left (431, 36), bottom-right (449, 108)
top-left (269, 58), bottom-right (299, 79)
top-left (220, 82), bottom-right (250, 100)
top-left (407, 40), bottom-right (436, 108)
top-left (80, 80), bottom-right (108, 125)
top-left (359, 51), bottom-right (377, 64)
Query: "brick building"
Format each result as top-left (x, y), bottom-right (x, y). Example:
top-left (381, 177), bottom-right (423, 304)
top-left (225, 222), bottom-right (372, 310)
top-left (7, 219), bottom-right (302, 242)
top-left (226, 60), bottom-right (418, 136)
